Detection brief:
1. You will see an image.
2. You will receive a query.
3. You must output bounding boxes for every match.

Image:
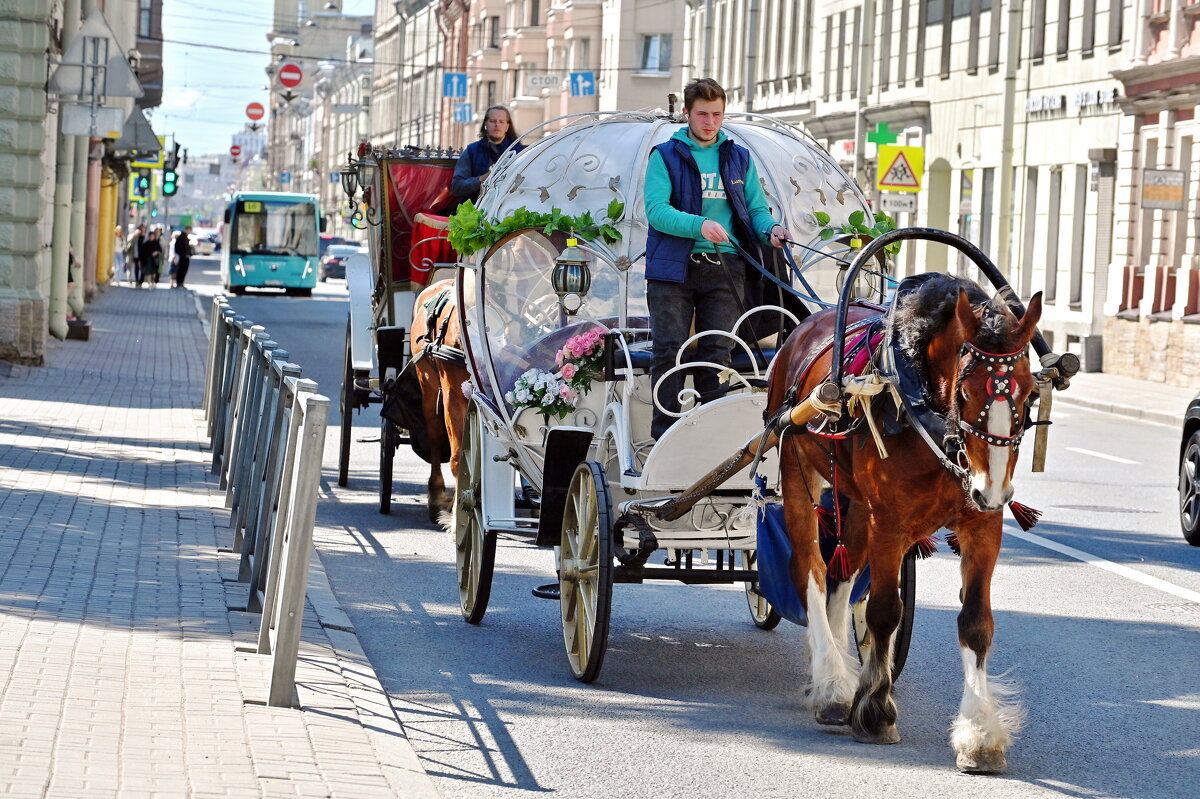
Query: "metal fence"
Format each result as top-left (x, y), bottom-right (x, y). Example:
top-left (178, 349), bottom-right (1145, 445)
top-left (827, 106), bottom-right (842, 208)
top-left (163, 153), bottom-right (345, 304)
top-left (202, 295), bottom-right (329, 708)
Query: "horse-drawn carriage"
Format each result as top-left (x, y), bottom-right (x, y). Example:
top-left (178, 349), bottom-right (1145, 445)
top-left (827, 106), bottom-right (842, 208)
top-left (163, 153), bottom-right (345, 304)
top-left (335, 146), bottom-right (462, 513)
top-left (345, 108), bottom-right (1078, 773)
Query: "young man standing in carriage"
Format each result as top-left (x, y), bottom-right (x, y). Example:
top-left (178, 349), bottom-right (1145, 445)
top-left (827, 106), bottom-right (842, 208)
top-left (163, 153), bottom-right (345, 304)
top-left (643, 78), bottom-right (792, 439)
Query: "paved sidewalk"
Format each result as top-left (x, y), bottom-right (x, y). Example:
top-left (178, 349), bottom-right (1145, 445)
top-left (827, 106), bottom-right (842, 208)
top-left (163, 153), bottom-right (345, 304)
top-left (0, 286), bottom-right (438, 798)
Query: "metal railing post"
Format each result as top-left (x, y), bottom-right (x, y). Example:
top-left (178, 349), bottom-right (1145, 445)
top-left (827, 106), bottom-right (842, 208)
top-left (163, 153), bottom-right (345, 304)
top-left (227, 338), bottom-right (279, 520)
top-left (210, 313), bottom-right (245, 473)
top-left (220, 325), bottom-right (267, 492)
top-left (243, 359), bottom-right (302, 611)
top-left (257, 377), bottom-right (319, 658)
top-left (202, 296), bottom-right (228, 418)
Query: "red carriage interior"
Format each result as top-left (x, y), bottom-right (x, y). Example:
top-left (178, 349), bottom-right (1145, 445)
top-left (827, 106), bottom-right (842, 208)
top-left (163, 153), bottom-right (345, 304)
top-left (377, 158), bottom-right (458, 289)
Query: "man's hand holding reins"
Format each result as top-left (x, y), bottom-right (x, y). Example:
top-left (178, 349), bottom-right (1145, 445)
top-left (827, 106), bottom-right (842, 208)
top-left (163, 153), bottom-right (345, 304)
top-left (768, 224), bottom-right (792, 248)
top-left (700, 219), bottom-right (730, 244)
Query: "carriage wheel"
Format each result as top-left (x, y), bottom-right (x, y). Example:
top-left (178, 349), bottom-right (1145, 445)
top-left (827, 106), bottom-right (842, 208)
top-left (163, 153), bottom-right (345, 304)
top-left (337, 317), bottom-right (354, 487)
top-left (455, 402), bottom-right (496, 623)
top-left (738, 551), bottom-right (782, 630)
top-left (379, 417), bottom-right (396, 515)
top-left (851, 546), bottom-right (917, 680)
top-left (560, 461), bottom-right (615, 683)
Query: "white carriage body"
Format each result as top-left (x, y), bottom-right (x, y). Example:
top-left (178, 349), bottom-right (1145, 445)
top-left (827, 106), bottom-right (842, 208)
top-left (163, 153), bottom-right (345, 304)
top-left (458, 111), bottom-right (873, 551)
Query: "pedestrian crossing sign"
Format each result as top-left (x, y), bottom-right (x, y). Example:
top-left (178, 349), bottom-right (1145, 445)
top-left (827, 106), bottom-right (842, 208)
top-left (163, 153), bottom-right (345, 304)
top-left (875, 145), bottom-right (923, 193)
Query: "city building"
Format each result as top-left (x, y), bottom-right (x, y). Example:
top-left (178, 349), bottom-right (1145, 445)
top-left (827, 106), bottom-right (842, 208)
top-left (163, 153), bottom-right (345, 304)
top-left (684, 0), bottom-right (1135, 374)
top-left (372, 0), bottom-right (444, 149)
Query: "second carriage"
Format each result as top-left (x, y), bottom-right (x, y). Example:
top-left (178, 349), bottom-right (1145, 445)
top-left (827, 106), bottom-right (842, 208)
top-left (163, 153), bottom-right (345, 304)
top-left (445, 109), bottom-right (918, 682)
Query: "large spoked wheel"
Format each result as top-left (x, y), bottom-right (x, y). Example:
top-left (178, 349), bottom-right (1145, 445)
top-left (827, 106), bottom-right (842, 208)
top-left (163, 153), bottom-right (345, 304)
top-left (379, 417), bottom-right (397, 514)
top-left (1179, 430), bottom-right (1200, 546)
top-left (560, 461), bottom-right (615, 683)
top-left (337, 316), bottom-right (354, 488)
top-left (852, 546), bottom-right (917, 681)
top-left (738, 550), bottom-right (781, 630)
top-left (455, 402), bottom-right (496, 623)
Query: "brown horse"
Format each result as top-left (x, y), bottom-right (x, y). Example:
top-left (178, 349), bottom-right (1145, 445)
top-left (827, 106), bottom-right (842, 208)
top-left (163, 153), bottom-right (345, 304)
top-left (766, 273), bottom-right (1042, 773)
top-left (410, 279), bottom-right (471, 523)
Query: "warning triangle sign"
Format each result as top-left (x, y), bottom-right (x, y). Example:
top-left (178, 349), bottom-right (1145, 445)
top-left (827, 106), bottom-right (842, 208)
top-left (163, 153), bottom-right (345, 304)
top-left (880, 152), bottom-right (919, 188)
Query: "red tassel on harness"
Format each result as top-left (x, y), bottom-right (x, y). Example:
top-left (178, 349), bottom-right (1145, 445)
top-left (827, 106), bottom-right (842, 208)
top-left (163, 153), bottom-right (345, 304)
top-left (914, 537), bottom-right (938, 559)
top-left (827, 543), bottom-right (852, 582)
top-left (815, 504), bottom-right (838, 538)
top-left (1008, 500), bottom-right (1042, 531)
top-left (945, 532), bottom-right (961, 555)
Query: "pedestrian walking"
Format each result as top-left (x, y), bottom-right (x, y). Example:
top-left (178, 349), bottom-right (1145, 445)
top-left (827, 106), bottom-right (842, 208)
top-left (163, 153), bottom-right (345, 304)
top-left (168, 229), bottom-right (180, 287)
top-left (127, 224), bottom-right (146, 286)
top-left (642, 77), bottom-right (791, 439)
top-left (113, 225), bottom-right (126, 284)
top-left (174, 225), bottom-right (194, 288)
top-left (451, 105), bottom-right (525, 206)
top-left (140, 228), bottom-right (163, 287)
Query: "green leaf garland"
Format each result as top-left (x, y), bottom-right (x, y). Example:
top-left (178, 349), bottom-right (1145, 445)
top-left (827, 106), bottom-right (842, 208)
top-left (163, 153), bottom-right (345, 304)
top-left (447, 200), bottom-right (625, 258)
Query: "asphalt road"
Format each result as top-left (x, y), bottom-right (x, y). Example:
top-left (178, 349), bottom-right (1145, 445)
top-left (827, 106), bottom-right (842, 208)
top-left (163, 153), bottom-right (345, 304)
top-left (193, 254), bottom-right (1200, 798)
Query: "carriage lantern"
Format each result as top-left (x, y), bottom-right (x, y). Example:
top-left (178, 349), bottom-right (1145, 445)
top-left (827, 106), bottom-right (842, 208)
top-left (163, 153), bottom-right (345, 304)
top-left (353, 153), bottom-right (378, 195)
top-left (338, 155), bottom-right (358, 200)
top-left (552, 237), bottom-right (591, 315)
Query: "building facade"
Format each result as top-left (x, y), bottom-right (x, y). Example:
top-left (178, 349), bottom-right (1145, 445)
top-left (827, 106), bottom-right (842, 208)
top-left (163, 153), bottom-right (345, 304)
top-left (684, 0), bottom-right (1137, 375)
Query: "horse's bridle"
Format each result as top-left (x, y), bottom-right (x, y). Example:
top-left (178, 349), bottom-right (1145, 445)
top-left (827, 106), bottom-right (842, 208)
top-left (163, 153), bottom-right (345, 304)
top-left (953, 341), bottom-right (1030, 449)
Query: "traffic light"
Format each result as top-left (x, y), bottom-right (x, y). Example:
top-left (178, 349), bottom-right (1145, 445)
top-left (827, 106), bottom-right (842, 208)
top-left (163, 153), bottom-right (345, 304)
top-left (163, 169), bottom-right (178, 196)
top-left (150, 208), bottom-right (158, 218)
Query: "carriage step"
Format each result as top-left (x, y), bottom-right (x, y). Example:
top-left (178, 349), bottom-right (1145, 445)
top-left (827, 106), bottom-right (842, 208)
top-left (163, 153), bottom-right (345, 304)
top-left (531, 583), bottom-right (560, 600)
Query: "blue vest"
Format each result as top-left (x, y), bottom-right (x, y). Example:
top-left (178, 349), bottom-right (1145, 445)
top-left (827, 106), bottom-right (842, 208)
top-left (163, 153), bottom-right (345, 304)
top-left (466, 138), bottom-right (523, 176)
top-left (645, 137), bottom-right (761, 283)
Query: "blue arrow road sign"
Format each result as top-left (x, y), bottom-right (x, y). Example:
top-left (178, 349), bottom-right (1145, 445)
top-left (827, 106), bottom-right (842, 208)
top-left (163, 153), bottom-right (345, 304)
top-left (570, 71), bottom-right (595, 97)
top-left (442, 72), bottom-right (467, 98)
top-left (452, 102), bottom-right (473, 124)
top-left (280, 171), bottom-right (291, 184)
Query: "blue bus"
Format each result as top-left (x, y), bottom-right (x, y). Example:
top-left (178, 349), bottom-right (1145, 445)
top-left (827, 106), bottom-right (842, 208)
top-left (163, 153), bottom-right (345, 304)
top-left (221, 191), bottom-right (325, 295)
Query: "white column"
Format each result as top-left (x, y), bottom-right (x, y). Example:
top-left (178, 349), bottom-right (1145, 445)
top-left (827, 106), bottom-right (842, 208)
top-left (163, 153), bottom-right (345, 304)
top-left (1105, 111), bottom-right (1142, 315)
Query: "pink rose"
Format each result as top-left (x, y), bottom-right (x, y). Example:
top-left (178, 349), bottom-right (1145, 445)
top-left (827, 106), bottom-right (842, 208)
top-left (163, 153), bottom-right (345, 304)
top-left (555, 351), bottom-right (564, 367)
top-left (561, 362), bottom-right (577, 379)
top-left (558, 384), bottom-right (573, 399)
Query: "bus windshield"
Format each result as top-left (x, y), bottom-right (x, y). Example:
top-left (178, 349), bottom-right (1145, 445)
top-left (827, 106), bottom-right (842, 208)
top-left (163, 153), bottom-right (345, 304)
top-left (231, 200), bottom-right (317, 257)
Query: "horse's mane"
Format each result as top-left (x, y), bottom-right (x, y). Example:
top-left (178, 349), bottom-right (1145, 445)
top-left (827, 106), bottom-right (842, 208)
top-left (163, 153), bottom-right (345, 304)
top-left (887, 273), bottom-right (1014, 371)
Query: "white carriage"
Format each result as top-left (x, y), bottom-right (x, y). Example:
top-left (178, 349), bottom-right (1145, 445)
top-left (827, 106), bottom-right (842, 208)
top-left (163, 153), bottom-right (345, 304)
top-left (451, 109), bottom-right (896, 682)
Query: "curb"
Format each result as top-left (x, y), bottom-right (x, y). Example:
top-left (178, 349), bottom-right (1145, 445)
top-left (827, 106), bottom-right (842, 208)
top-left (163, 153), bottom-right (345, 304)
top-left (1055, 393), bottom-right (1182, 428)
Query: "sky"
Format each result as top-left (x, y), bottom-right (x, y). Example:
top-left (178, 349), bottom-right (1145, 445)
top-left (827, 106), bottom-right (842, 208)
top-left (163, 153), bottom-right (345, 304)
top-left (157, 0), bottom-right (374, 157)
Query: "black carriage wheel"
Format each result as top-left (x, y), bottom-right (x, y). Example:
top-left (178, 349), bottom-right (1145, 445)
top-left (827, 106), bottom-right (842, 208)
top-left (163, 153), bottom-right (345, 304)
top-left (1180, 431), bottom-right (1200, 546)
top-left (851, 546), bottom-right (917, 681)
top-left (560, 461), bottom-right (615, 683)
top-left (455, 402), bottom-right (496, 623)
top-left (337, 316), bottom-right (353, 487)
top-left (379, 416), bottom-right (396, 515)
top-left (738, 551), bottom-right (782, 631)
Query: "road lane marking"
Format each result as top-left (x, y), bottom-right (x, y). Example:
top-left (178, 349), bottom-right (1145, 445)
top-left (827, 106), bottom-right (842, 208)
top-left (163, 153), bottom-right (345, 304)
top-left (1008, 528), bottom-right (1200, 604)
top-left (1065, 446), bottom-right (1139, 465)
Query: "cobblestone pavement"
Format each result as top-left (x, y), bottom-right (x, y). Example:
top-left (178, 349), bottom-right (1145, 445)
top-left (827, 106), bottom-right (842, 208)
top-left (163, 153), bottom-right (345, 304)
top-left (0, 286), bottom-right (438, 798)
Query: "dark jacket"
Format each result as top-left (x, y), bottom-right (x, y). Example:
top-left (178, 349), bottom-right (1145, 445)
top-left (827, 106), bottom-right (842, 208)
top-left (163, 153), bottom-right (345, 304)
top-left (644, 137), bottom-right (761, 283)
top-left (174, 232), bottom-right (193, 261)
top-left (140, 237), bottom-right (162, 271)
top-left (451, 138), bottom-right (525, 203)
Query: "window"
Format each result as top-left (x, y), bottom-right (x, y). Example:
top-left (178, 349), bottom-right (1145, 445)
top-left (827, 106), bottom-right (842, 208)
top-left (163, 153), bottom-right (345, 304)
top-left (139, 0), bottom-right (152, 37)
top-left (926, 0), bottom-right (991, 24)
top-left (1057, 0), bottom-right (1070, 58)
top-left (639, 34), bottom-right (672, 73)
top-left (572, 38), bottom-right (590, 70)
top-left (530, 0), bottom-right (540, 26)
top-left (488, 16), bottom-right (500, 48)
top-left (486, 80), bottom-right (496, 108)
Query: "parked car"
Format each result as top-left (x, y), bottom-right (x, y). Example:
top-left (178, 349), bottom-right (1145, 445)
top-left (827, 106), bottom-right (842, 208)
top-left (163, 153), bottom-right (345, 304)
top-left (320, 244), bottom-right (363, 282)
top-left (192, 228), bottom-right (219, 256)
top-left (1180, 396), bottom-right (1200, 545)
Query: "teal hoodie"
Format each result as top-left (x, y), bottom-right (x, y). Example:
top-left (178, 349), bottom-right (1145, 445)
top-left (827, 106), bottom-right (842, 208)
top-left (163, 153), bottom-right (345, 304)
top-left (644, 127), bottom-right (778, 255)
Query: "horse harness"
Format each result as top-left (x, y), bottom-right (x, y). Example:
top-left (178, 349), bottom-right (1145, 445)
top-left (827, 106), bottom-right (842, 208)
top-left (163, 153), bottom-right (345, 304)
top-left (412, 287), bottom-right (466, 368)
top-left (781, 297), bottom-right (1039, 485)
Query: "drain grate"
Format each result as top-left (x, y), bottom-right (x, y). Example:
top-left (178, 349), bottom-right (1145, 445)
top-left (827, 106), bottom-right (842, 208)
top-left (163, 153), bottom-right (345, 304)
top-left (1147, 602), bottom-right (1200, 614)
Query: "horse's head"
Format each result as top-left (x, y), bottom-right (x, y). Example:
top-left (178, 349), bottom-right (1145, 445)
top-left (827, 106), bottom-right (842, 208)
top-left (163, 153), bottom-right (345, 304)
top-left (936, 290), bottom-right (1043, 511)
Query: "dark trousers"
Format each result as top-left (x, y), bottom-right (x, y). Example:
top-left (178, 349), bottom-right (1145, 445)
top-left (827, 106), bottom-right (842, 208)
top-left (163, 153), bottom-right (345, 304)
top-left (175, 258), bottom-right (190, 287)
top-left (647, 253), bottom-right (746, 439)
top-left (133, 258), bottom-right (143, 285)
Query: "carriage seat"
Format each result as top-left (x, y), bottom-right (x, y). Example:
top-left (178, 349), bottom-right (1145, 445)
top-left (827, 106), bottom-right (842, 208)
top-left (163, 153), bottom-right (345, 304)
top-left (624, 347), bottom-right (778, 374)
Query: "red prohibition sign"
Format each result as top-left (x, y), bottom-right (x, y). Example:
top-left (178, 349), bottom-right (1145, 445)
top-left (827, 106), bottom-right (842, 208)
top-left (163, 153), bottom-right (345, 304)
top-left (246, 102), bottom-right (265, 121)
top-left (230, 144), bottom-right (242, 157)
top-left (278, 63), bottom-right (303, 89)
